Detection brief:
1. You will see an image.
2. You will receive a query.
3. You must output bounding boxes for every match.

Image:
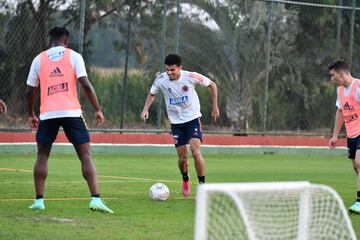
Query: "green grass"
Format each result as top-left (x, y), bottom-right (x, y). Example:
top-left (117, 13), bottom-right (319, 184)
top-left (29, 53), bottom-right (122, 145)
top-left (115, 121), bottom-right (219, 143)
top-left (0, 152), bottom-right (359, 239)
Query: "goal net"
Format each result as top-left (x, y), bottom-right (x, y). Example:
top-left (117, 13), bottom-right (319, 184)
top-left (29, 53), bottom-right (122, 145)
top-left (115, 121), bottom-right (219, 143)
top-left (194, 182), bottom-right (356, 240)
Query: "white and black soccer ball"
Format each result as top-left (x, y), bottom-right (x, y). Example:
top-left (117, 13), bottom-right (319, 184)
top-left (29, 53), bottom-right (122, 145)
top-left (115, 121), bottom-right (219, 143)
top-left (149, 183), bottom-right (169, 201)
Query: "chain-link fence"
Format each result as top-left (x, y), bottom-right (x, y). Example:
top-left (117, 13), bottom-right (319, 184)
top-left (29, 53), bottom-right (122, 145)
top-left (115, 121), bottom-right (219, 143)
top-left (0, 0), bottom-right (359, 135)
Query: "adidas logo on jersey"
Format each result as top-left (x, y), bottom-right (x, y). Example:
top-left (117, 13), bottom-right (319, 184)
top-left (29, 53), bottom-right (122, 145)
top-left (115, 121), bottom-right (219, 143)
top-left (343, 102), bottom-right (354, 111)
top-left (50, 67), bottom-right (64, 78)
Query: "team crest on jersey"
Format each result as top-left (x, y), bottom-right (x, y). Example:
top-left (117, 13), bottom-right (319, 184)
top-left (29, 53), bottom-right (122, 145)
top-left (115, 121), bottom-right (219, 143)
top-left (182, 85), bottom-right (189, 92)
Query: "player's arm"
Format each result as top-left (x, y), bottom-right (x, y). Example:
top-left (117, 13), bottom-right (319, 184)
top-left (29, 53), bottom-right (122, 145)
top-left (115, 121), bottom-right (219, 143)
top-left (329, 108), bottom-right (343, 149)
top-left (0, 99), bottom-right (7, 114)
top-left (26, 56), bottom-right (40, 128)
top-left (208, 81), bottom-right (219, 122)
top-left (78, 76), bottom-right (104, 127)
top-left (25, 85), bottom-right (39, 129)
top-left (141, 93), bottom-right (156, 122)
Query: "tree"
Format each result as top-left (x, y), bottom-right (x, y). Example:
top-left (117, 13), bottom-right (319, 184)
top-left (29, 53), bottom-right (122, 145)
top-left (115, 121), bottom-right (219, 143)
top-left (0, 1), bottom-right (69, 121)
top-left (174, 0), bottom-right (299, 130)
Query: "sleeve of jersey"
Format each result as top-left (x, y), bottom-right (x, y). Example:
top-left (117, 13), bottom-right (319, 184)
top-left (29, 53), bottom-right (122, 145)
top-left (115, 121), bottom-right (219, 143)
top-left (336, 87), bottom-right (341, 109)
top-left (356, 85), bottom-right (360, 104)
top-left (150, 78), bottom-right (160, 95)
top-left (26, 55), bottom-right (40, 87)
top-left (336, 97), bottom-right (341, 109)
top-left (189, 72), bottom-right (211, 86)
top-left (71, 51), bottom-right (88, 78)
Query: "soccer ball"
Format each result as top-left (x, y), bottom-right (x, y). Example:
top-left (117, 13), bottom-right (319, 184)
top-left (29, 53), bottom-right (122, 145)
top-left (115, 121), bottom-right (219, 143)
top-left (149, 183), bottom-right (169, 201)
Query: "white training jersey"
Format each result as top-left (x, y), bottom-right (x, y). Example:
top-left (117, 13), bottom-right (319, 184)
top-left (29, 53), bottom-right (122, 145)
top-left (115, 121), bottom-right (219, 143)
top-left (336, 79), bottom-right (360, 109)
top-left (26, 46), bottom-right (87, 120)
top-left (150, 70), bottom-right (211, 124)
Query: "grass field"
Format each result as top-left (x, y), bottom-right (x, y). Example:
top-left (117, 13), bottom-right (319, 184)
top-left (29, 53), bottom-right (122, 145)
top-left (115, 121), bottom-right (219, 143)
top-left (0, 152), bottom-right (359, 239)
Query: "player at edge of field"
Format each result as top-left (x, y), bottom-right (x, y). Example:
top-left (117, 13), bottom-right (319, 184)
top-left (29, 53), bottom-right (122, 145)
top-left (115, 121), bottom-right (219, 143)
top-left (141, 54), bottom-right (219, 197)
top-left (26, 26), bottom-right (113, 213)
top-left (329, 59), bottom-right (360, 214)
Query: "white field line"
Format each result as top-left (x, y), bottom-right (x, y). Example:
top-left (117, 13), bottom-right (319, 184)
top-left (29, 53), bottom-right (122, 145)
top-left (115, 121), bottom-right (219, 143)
top-left (0, 196), bottom-right (194, 202)
top-left (0, 142), bottom-right (346, 149)
top-left (0, 197), bottom-right (123, 201)
top-left (48, 217), bottom-right (78, 222)
top-left (0, 180), bottom-right (168, 184)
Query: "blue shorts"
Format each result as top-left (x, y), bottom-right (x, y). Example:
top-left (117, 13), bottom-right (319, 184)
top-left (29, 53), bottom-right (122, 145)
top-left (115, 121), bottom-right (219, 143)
top-left (171, 118), bottom-right (203, 147)
top-left (36, 117), bottom-right (90, 145)
top-left (347, 135), bottom-right (360, 159)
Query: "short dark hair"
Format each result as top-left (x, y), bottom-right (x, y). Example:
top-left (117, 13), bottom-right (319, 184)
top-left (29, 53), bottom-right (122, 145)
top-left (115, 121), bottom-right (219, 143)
top-left (48, 26), bottom-right (69, 40)
top-left (328, 59), bottom-right (350, 73)
top-left (164, 54), bottom-right (181, 66)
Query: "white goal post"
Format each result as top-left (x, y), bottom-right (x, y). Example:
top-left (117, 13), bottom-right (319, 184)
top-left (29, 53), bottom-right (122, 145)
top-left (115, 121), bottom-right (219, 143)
top-left (195, 182), bottom-right (357, 240)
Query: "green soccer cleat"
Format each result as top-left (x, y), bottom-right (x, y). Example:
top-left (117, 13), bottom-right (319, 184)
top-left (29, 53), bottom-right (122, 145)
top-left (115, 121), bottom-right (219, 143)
top-left (349, 202), bottom-right (360, 213)
top-left (89, 197), bottom-right (113, 213)
top-left (28, 199), bottom-right (45, 210)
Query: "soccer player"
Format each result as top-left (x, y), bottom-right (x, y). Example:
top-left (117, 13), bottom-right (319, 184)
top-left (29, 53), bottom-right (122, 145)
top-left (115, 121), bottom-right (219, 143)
top-left (26, 26), bottom-right (113, 213)
top-left (0, 99), bottom-right (7, 113)
top-left (328, 59), bottom-right (360, 213)
top-left (141, 54), bottom-right (219, 197)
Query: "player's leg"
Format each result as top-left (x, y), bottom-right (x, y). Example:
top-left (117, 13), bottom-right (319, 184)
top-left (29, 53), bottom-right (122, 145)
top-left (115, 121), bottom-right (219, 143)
top-left (33, 144), bottom-right (52, 197)
top-left (63, 117), bottom-right (112, 213)
top-left (29, 119), bottom-right (59, 210)
top-left (187, 118), bottom-right (205, 184)
top-left (348, 136), bottom-right (360, 213)
top-left (176, 145), bottom-right (189, 177)
top-left (353, 151), bottom-right (360, 190)
top-left (349, 152), bottom-right (360, 213)
top-left (28, 144), bottom-right (52, 210)
top-left (176, 145), bottom-right (191, 197)
top-left (189, 138), bottom-right (205, 183)
top-left (62, 117), bottom-right (99, 194)
top-left (73, 142), bottom-right (99, 195)
top-left (172, 123), bottom-right (190, 196)
top-left (73, 143), bottom-right (112, 213)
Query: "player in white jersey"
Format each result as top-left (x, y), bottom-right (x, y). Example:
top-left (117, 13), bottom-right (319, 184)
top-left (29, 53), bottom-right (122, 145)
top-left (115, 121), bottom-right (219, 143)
top-left (141, 54), bottom-right (219, 197)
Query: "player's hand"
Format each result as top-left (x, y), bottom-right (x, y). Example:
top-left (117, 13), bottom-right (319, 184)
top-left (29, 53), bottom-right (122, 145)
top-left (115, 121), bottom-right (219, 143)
top-left (28, 115), bottom-right (39, 129)
top-left (0, 99), bottom-right (7, 114)
top-left (329, 136), bottom-right (337, 149)
top-left (141, 110), bottom-right (149, 122)
top-left (211, 106), bottom-right (220, 123)
top-left (95, 110), bottom-right (105, 127)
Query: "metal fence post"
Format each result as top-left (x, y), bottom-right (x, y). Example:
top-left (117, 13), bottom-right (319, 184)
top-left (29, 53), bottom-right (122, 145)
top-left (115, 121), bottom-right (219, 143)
top-left (174, 0), bottom-right (181, 54)
top-left (263, 0), bottom-right (273, 134)
top-left (336, 0), bottom-right (342, 58)
top-left (157, 0), bottom-right (168, 129)
top-left (349, 0), bottom-right (356, 69)
top-left (120, 0), bottom-right (134, 130)
top-left (78, 0), bottom-right (86, 97)
top-left (78, 0), bottom-right (86, 56)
